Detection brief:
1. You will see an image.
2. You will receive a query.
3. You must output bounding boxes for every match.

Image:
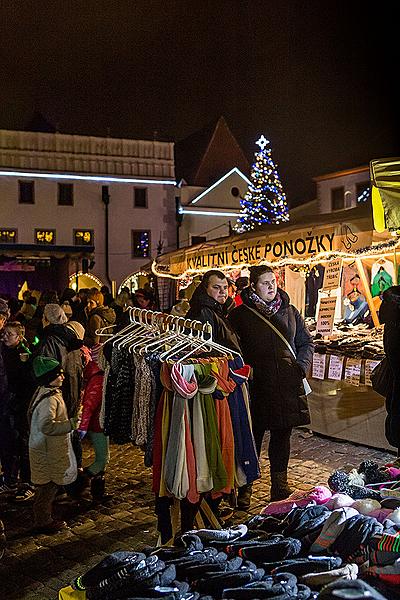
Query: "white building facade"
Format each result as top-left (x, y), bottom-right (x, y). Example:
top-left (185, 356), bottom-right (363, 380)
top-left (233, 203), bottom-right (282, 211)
top-left (315, 165), bottom-right (370, 213)
top-left (0, 129), bottom-right (176, 295)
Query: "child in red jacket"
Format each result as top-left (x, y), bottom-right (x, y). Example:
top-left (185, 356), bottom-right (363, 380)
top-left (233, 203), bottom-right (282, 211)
top-left (78, 361), bottom-right (110, 502)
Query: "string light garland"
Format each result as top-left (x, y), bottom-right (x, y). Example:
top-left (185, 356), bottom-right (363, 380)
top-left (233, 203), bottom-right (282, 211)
top-left (235, 135), bottom-right (290, 232)
top-left (152, 237), bottom-right (400, 279)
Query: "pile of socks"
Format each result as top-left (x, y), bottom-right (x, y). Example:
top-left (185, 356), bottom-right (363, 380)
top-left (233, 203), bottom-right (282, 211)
top-left (70, 518), bottom-right (400, 599)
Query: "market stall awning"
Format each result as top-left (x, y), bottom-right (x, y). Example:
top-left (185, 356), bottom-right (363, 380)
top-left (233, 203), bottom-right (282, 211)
top-left (370, 157), bottom-right (400, 233)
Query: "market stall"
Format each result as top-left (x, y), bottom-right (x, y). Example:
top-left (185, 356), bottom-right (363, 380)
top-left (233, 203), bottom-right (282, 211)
top-left (153, 204), bottom-right (400, 451)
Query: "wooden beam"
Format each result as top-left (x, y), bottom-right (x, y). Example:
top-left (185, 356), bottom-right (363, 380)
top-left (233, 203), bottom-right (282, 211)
top-left (355, 257), bottom-right (380, 328)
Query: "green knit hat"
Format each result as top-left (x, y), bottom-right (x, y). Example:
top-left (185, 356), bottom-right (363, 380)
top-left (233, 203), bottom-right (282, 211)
top-left (33, 356), bottom-right (63, 385)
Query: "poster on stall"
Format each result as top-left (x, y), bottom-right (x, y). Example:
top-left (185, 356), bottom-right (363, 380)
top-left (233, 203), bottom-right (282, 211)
top-left (316, 296), bottom-right (337, 336)
top-left (365, 359), bottom-right (381, 387)
top-left (328, 354), bottom-right (344, 380)
top-left (344, 358), bottom-right (362, 386)
top-left (322, 258), bottom-right (343, 291)
top-left (312, 353), bottom-right (327, 380)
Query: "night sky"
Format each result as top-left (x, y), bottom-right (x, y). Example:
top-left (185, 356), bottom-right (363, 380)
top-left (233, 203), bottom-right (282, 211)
top-left (1, 1), bottom-right (399, 205)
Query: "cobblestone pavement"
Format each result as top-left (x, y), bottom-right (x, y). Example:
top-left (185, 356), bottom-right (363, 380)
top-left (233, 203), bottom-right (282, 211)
top-left (0, 430), bottom-right (395, 599)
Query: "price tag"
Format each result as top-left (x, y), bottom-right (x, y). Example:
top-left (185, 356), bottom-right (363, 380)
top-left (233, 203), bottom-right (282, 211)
top-left (312, 353), bottom-right (327, 380)
top-left (322, 259), bottom-right (343, 291)
top-left (344, 358), bottom-right (362, 386)
top-left (316, 296), bottom-right (337, 336)
top-left (365, 359), bottom-right (381, 386)
top-left (328, 355), bottom-right (344, 380)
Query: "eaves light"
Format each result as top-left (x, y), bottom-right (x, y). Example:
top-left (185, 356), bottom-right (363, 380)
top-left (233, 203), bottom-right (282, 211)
top-left (190, 168), bottom-right (251, 204)
top-left (0, 170), bottom-right (176, 185)
top-left (181, 209), bottom-right (240, 217)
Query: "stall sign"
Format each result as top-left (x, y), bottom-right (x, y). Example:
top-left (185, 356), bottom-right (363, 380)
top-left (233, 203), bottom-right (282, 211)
top-left (312, 353), bottom-right (327, 380)
top-left (344, 358), bottom-right (362, 386)
top-left (365, 359), bottom-right (381, 387)
top-left (316, 296), bottom-right (337, 336)
top-left (328, 355), bottom-right (344, 380)
top-left (322, 259), bottom-right (342, 291)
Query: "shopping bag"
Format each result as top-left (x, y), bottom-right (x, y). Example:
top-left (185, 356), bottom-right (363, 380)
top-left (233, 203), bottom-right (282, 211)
top-left (370, 358), bottom-right (392, 397)
top-left (58, 586), bottom-right (86, 599)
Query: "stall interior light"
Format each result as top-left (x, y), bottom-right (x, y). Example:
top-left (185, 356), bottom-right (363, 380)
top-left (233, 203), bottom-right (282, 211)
top-left (190, 168), bottom-right (251, 204)
top-left (181, 209), bottom-right (240, 217)
top-left (0, 169), bottom-right (175, 185)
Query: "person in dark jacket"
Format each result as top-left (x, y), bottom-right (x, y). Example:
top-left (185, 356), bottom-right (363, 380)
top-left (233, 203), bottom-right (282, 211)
top-left (229, 265), bottom-right (314, 504)
top-left (84, 290), bottom-right (116, 348)
top-left (186, 270), bottom-right (241, 353)
top-left (378, 285), bottom-right (400, 453)
top-left (1, 322), bottom-right (36, 500)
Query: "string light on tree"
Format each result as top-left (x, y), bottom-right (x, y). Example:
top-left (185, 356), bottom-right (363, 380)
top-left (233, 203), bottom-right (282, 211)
top-left (235, 135), bottom-right (289, 232)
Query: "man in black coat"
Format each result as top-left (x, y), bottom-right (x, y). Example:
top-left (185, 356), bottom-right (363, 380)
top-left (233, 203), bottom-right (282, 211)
top-left (229, 265), bottom-right (314, 504)
top-left (378, 285), bottom-right (400, 453)
top-left (186, 270), bottom-right (241, 353)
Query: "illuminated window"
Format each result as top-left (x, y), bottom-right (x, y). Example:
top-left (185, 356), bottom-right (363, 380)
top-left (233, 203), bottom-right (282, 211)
top-left (331, 186), bottom-right (344, 211)
top-left (19, 180), bottom-right (34, 204)
top-left (0, 228), bottom-right (17, 243)
top-left (58, 183), bottom-right (74, 206)
top-left (356, 182), bottom-right (370, 203)
top-left (35, 229), bottom-right (56, 245)
top-left (134, 187), bottom-right (147, 208)
top-left (74, 229), bottom-right (93, 246)
top-left (132, 230), bottom-right (150, 258)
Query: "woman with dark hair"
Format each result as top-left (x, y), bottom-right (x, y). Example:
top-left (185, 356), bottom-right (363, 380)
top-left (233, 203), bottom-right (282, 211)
top-left (186, 269), bottom-right (241, 353)
top-left (229, 265), bottom-right (313, 504)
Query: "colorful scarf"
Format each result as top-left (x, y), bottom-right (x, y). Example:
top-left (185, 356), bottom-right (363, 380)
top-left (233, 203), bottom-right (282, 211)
top-left (249, 290), bottom-right (282, 317)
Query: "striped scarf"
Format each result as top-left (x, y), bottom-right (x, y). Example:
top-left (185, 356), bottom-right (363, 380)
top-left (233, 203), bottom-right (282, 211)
top-left (249, 290), bottom-right (282, 317)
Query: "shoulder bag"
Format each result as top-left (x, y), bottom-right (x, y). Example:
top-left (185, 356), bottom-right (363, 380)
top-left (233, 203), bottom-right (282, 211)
top-left (370, 357), bottom-right (392, 397)
top-left (243, 304), bottom-right (312, 395)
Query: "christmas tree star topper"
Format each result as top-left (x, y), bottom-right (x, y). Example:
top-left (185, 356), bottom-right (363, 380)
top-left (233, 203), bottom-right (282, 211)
top-left (256, 135), bottom-right (269, 151)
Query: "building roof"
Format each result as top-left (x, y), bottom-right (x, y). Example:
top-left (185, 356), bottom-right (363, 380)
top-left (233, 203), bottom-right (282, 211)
top-left (175, 116), bottom-right (250, 187)
top-left (313, 165), bottom-right (369, 182)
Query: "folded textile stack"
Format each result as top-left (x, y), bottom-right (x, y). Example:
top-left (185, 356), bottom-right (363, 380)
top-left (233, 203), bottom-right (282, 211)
top-left (68, 513), bottom-right (400, 600)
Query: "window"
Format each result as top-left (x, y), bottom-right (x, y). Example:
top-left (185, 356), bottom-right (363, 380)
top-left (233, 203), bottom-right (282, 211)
top-left (331, 186), bottom-right (344, 211)
top-left (132, 230), bottom-right (151, 258)
top-left (134, 187), bottom-right (148, 208)
top-left (191, 235), bottom-right (207, 245)
top-left (58, 183), bottom-right (74, 206)
top-left (18, 180), bottom-right (34, 204)
top-left (356, 181), bottom-right (370, 203)
top-left (0, 228), bottom-right (17, 243)
top-left (74, 229), bottom-right (94, 246)
top-left (35, 229), bottom-right (56, 245)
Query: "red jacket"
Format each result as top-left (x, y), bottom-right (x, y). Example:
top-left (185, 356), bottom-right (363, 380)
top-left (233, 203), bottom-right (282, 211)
top-left (79, 361), bottom-right (104, 433)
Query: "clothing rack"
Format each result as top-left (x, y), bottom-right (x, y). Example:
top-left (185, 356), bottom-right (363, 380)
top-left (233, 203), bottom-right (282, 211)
top-left (96, 307), bottom-right (213, 340)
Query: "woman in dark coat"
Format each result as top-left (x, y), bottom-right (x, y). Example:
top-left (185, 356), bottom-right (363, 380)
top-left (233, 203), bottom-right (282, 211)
top-left (378, 285), bottom-right (400, 453)
top-left (229, 265), bottom-right (313, 502)
top-left (186, 270), bottom-right (241, 353)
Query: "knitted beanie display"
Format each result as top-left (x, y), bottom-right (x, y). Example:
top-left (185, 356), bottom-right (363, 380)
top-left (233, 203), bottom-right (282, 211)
top-left (324, 493), bottom-right (354, 510)
top-left (387, 508), bottom-right (400, 525)
top-left (328, 470), bottom-right (381, 500)
top-left (358, 460), bottom-right (391, 484)
top-left (351, 499), bottom-right (381, 515)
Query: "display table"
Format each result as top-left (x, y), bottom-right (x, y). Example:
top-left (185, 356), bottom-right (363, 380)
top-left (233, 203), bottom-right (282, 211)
top-left (308, 376), bottom-right (396, 452)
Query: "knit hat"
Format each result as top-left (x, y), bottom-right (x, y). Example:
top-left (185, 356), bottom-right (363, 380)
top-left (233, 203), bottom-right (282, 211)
top-left (0, 298), bottom-right (10, 318)
top-left (32, 356), bottom-right (63, 386)
top-left (66, 320), bottom-right (85, 341)
top-left (44, 303), bottom-right (68, 325)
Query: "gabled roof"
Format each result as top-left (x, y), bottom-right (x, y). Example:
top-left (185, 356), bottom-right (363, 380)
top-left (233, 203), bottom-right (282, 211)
top-left (175, 116), bottom-right (250, 186)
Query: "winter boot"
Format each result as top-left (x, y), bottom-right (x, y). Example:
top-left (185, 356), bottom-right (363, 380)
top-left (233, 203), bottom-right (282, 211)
top-left (67, 468), bottom-right (91, 501)
top-left (270, 471), bottom-right (292, 502)
top-left (237, 484), bottom-right (253, 510)
top-left (90, 471), bottom-right (112, 503)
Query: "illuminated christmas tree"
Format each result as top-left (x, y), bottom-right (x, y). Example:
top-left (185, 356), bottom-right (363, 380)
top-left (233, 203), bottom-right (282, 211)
top-left (236, 135), bottom-right (289, 232)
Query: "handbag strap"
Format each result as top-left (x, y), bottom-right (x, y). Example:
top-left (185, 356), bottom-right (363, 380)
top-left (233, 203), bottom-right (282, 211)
top-left (243, 304), bottom-right (297, 360)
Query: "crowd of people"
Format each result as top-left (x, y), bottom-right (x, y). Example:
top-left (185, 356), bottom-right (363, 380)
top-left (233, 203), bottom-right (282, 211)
top-left (0, 283), bottom-right (158, 535)
top-left (4, 272), bottom-right (398, 544)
